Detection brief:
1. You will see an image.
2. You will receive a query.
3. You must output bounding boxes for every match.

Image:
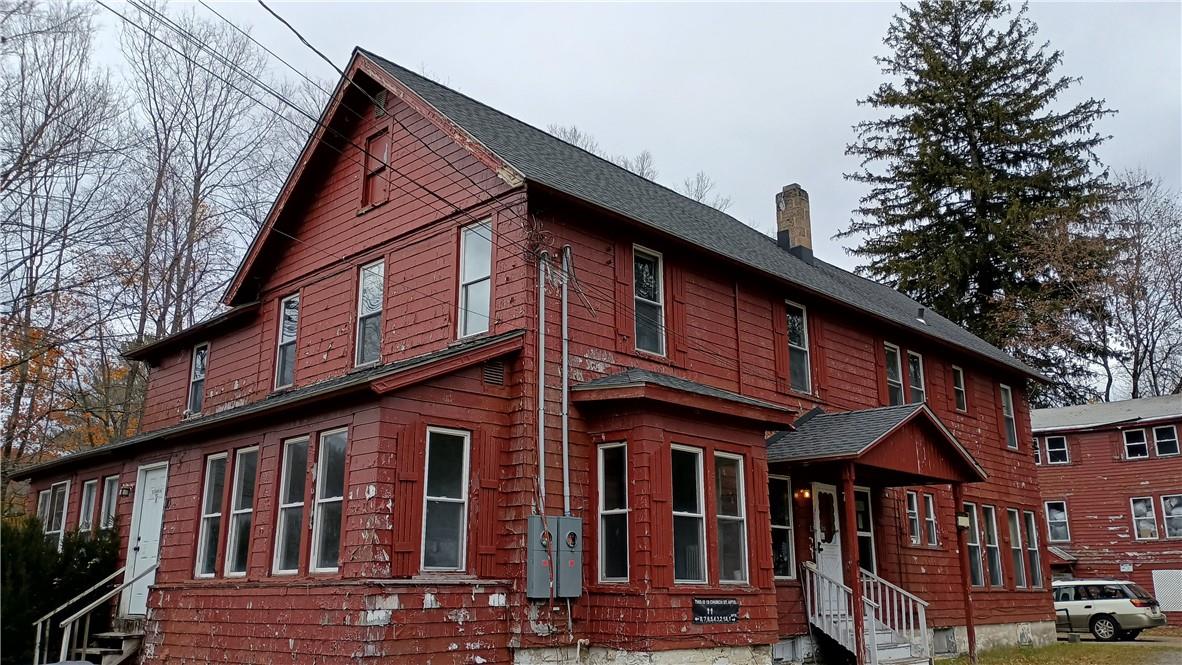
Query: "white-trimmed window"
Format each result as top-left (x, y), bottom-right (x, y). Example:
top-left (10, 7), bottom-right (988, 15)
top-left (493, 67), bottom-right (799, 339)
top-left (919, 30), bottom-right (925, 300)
top-left (458, 221), bottom-right (492, 337)
top-left (785, 301), bottom-right (811, 393)
top-left (965, 502), bottom-right (983, 587)
top-left (715, 453), bottom-right (748, 583)
top-left (951, 365), bottom-right (967, 411)
top-left (422, 427), bottom-right (470, 571)
top-left (1162, 495), bottom-right (1182, 539)
top-left (905, 491), bottom-right (920, 544)
top-left (311, 429), bottom-right (348, 572)
top-left (188, 343), bottom-right (209, 414)
top-left (671, 445), bottom-right (705, 583)
top-left (885, 343), bottom-right (904, 406)
top-left (1007, 508), bottom-right (1026, 588)
top-left (100, 475), bottom-right (119, 528)
top-left (1124, 429), bottom-right (1149, 459)
top-left (1045, 436), bottom-right (1069, 464)
top-left (855, 488), bottom-right (876, 572)
top-left (923, 493), bottom-right (938, 546)
top-left (999, 384), bottom-right (1018, 449)
top-left (195, 454), bottom-right (227, 577)
top-left (1023, 510), bottom-right (1043, 587)
top-left (78, 479), bottom-right (98, 532)
top-left (633, 246), bottom-right (665, 356)
top-left (769, 475), bottom-right (795, 579)
top-left (1153, 426), bottom-right (1179, 457)
top-left (982, 505), bottom-right (1003, 587)
top-left (1045, 500), bottom-right (1070, 542)
top-left (1033, 438), bottom-right (1042, 465)
top-left (225, 447), bottom-right (258, 576)
top-left (598, 443), bottom-right (629, 582)
top-left (355, 261), bottom-right (384, 366)
top-left (38, 481), bottom-right (69, 548)
top-left (907, 351), bottom-right (926, 403)
top-left (273, 437), bottom-right (309, 574)
top-left (275, 294), bottom-right (300, 389)
top-left (1131, 497), bottom-right (1158, 540)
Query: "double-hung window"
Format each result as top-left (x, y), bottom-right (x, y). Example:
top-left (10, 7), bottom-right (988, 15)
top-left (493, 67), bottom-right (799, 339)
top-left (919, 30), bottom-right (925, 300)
top-left (422, 427), bottom-right (470, 571)
top-left (362, 129), bottom-right (390, 207)
top-left (311, 429), bottom-right (348, 572)
top-left (785, 302), bottom-right (811, 393)
top-left (982, 505), bottom-right (1003, 587)
top-left (884, 344), bottom-right (904, 406)
top-left (274, 437), bottom-right (309, 574)
top-left (188, 343), bottom-right (208, 414)
top-left (905, 491), bottom-right (921, 544)
top-left (1045, 436), bottom-right (1069, 464)
top-left (38, 481), bottom-right (69, 548)
top-left (225, 447), bottom-right (258, 576)
top-left (1153, 426), bottom-right (1179, 457)
top-left (100, 475), bottom-right (119, 528)
top-left (1124, 429), bottom-right (1149, 459)
top-left (998, 384), bottom-right (1018, 449)
top-left (769, 476), bottom-right (795, 579)
top-left (598, 443), bottom-right (629, 582)
top-left (855, 489), bottom-right (876, 572)
top-left (1131, 497), bottom-right (1159, 540)
top-left (458, 221), bottom-right (492, 337)
top-left (275, 294), bottom-right (300, 389)
top-left (1162, 495), bottom-right (1182, 539)
top-left (1044, 500), bottom-right (1070, 542)
top-left (78, 480), bottom-right (98, 532)
top-left (671, 446), bottom-right (705, 583)
top-left (1032, 438), bottom-right (1042, 465)
top-left (907, 351), bottom-right (926, 403)
top-left (355, 261), bottom-right (384, 366)
top-left (951, 366), bottom-right (968, 411)
top-left (196, 454), bottom-right (227, 577)
top-left (715, 453), bottom-right (748, 583)
top-left (964, 503), bottom-right (984, 587)
top-left (922, 493), bottom-right (938, 546)
top-left (633, 247), bottom-right (665, 356)
top-left (1007, 508), bottom-right (1026, 588)
top-left (1023, 511), bottom-right (1043, 587)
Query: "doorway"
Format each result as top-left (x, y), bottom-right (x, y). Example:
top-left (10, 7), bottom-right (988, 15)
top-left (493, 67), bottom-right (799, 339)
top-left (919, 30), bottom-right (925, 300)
top-left (121, 462), bottom-right (168, 616)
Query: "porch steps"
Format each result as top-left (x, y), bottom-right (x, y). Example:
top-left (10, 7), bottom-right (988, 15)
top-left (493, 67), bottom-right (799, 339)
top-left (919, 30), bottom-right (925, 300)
top-left (76, 629), bottom-right (143, 665)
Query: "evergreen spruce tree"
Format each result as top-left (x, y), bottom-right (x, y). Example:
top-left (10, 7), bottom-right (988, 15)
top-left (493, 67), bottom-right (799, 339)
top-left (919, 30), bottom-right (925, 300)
top-left (844, 0), bottom-right (1121, 406)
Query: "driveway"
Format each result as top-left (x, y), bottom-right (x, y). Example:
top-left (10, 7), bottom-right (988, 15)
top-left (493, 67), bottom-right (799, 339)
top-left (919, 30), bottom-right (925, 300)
top-left (1057, 631), bottom-right (1182, 648)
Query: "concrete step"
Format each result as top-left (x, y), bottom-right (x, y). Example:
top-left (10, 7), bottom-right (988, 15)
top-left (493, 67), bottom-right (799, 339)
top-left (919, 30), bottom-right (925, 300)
top-left (878, 656), bottom-right (930, 665)
top-left (874, 641), bottom-right (916, 661)
top-left (91, 631), bottom-right (144, 640)
top-left (75, 646), bottom-right (123, 656)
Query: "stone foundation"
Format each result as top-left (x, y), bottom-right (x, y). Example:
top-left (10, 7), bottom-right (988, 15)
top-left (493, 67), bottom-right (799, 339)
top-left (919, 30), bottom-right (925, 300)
top-left (514, 645), bottom-right (773, 665)
top-left (769, 621), bottom-right (1057, 662)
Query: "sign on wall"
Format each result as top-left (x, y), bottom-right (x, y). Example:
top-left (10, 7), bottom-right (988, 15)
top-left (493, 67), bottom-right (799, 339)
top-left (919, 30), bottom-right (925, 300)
top-left (692, 597), bottom-right (739, 624)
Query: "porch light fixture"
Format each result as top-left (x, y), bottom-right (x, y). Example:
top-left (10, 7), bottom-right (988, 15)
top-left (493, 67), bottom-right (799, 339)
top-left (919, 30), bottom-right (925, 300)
top-left (120, 486), bottom-right (132, 497)
top-left (795, 488), bottom-right (811, 500)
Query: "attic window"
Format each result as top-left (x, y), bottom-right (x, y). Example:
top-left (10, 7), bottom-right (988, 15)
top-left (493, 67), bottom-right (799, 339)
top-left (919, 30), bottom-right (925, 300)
top-left (363, 129), bottom-right (390, 207)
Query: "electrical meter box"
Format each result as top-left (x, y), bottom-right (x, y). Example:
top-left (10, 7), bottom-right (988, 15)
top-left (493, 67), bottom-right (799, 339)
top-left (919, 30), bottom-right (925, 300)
top-left (526, 515), bottom-right (583, 599)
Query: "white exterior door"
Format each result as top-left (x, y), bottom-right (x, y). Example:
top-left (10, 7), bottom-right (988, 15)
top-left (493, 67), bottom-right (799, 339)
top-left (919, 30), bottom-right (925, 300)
top-left (812, 483), bottom-right (844, 584)
top-left (122, 463), bottom-right (168, 616)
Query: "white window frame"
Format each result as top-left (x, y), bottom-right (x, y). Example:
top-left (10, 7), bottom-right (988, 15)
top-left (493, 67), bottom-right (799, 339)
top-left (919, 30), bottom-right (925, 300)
top-left (769, 474), bottom-right (795, 580)
top-left (1023, 510), bottom-right (1043, 588)
top-left (854, 487), bottom-right (877, 573)
top-left (1045, 500), bottom-right (1071, 542)
top-left (1033, 437), bottom-right (1042, 465)
top-left (100, 475), bottom-right (119, 529)
top-left (78, 479), bottom-right (98, 532)
top-left (188, 342), bottom-right (209, 415)
top-left (905, 490), bottom-right (920, 544)
top-left (41, 480), bottom-right (70, 549)
top-left (907, 351), bottom-right (926, 403)
top-left (964, 502), bottom-right (984, 587)
top-left (1124, 429), bottom-right (1150, 460)
top-left (275, 293), bottom-right (300, 389)
top-left (1153, 425), bottom-right (1179, 457)
top-left (597, 442), bottom-right (629, 583)
top-left (311, 428), bottom-right (349, 574)
top-left (195, 453), bottom-right (228, 578)
top-left (999, 384), bottom-right (1018, 450)
top-left (273, 436), bottom-right (309, 575)
top-left (922, 493), bottom-right (938, 546)
top-left (224, 446), bottom-right (259, 577)
top-left (671, 444), bottom-right (706, 584)
top-left (632, 245), bottom-right (666, 356)
top-left (458, 221), bottom-right (493, 338)
top-left (1130, 496), bottom-right (1159, 541)
top-left (884, 343), bottom-right (904, 406)
top-left (785, 300), bottom-right (811, 394)
top-left (982, 505), bottom-right (1003, 587)
top-left (420, 426), bottom-right (471, 572)
top-left (1161, 494), bottom-right (1182, 539)
top-left (714, 452), bottom-right (748, 584)
top-left (354, 260), bottom-right (384, 366)
top-left (951, 365), bottom-right (967, 412)
top-left (1008, 508), bottom-right (1026, 589)
top-left (1045, 435), bottom-right (1069, 464)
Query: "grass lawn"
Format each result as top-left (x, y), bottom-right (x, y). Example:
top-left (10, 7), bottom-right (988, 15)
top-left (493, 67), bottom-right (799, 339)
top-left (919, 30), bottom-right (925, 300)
top-left (945, 643), bottom-right (1180, 665)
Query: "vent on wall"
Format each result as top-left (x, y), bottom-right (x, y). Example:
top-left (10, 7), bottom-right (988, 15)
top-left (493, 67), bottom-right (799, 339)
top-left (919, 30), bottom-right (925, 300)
top-left (374, 89), bottom-right (388, 118)
top-left (482, 361), bottom-right (505, 386)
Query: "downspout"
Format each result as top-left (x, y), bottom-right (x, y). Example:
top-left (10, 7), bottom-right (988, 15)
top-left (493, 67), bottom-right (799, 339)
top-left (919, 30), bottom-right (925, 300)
top-left (536, 252), bottom-right (549, 514)
top-left (561, 245), bottom-right (572, 516)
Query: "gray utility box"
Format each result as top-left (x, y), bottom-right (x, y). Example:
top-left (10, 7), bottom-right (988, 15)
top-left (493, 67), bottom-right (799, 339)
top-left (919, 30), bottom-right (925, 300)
top-left (526, 515), bottom-right (583, 599)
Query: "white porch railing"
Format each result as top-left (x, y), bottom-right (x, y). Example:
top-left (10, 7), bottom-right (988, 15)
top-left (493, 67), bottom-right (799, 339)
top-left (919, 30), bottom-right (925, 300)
top-left (802, 561), bottom-right (880, 665)
top-left (860, 567), bottom-right (930, 661)
top-left (31, 562), bottom-right (157, 664)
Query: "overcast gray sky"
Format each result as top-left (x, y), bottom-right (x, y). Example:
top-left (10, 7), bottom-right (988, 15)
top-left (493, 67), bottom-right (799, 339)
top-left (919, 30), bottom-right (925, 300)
top-left (101, 1), bottom-right (1181, 270)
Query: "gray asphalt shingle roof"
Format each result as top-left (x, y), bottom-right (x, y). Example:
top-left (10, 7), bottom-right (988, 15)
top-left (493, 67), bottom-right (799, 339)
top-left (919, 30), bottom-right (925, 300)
top-left (360, 49), bottom-right (1041, 381)
top-left (766, 404), bottom-right (924, 463)
top-left (572, 367), bottom-right (791, 414)
top-left (1031, 394), bottom-right (1182, 432)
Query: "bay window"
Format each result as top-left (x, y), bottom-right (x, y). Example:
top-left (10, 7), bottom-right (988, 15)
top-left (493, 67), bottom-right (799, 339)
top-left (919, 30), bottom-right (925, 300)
top-left (598, 443), bottom-right (629, 582)
top-left (769, 476), bottom-right (795, 579)
top-left (422, 427), bottom-right (469, 571)
top-left (671, 446), bottom-right (705, 583)
top-left (715, 453), bottom-right (748, 583)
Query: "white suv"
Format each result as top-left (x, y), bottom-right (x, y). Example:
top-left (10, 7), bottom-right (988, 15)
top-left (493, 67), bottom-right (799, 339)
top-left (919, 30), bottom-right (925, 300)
top-left (1052, 579), bottom-right (1168, 641)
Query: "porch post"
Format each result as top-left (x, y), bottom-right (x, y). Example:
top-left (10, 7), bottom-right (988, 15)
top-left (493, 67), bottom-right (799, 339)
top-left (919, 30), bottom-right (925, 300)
top-left (841, 462), bottom-right (866, 664)
top-left (952, 483), bottom-right (978, 665)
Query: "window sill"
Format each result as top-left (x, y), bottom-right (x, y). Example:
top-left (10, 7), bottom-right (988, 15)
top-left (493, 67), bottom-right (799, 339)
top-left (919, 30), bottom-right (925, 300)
top-left (356, 200), bottom-right (388, 217)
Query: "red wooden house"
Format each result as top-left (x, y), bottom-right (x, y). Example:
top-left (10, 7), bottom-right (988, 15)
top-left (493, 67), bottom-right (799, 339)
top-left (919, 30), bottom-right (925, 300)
top-left (17, 49), bottom-right (1055, 665)
top-left (1032, 395), bottom-right (1182, 621)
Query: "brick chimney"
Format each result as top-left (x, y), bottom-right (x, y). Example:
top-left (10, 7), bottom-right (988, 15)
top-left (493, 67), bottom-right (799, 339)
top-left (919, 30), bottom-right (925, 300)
top-left (775, 183), bottom-right (813, 263)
